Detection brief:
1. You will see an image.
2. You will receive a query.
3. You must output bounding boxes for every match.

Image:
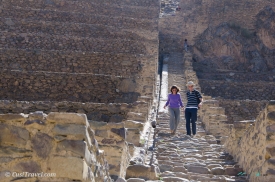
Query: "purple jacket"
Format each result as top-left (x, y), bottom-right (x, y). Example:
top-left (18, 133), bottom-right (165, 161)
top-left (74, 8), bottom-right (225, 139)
top-left (165, 94), bottom-right (184, 108)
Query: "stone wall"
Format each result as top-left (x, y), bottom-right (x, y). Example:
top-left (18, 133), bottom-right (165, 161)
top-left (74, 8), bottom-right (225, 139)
top-left (199, 80), bottom-right (275, 101)
top-left (0, 0), bottom-right (160, 180)
top-left (217, 99), bottom-right (268, 123)
top-left (3, 0), bottom-right (159, 19)
top-left (0, 19), bottom-right (158, 43)
top-left (1, 8), bottom-right (157, 31)
top-left (89, 121), bottom-right (130, 179)
top-left (196, 72), bottom-right (275, 82)
top-left (0, 100), bottom-right (149, 122)
top-left (225, 101), bottom-right (275, 181)
top-left (0, 112), bottom-right (111, 182)
top-left (0, 70), bottom-right (127, 103)
top-left (0, 32), bottom-right (152, 54)
top-left (0, 0), bottom-right (160, 103)
top-left (0, 49), bottom-right (143, 76)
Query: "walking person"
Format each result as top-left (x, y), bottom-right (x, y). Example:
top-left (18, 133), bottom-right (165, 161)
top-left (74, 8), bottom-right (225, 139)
top-left (185, 81), bottom-right (203, 136)
top-left (164, 85), bottom-right (184, 135)
top-left (184, 39), bottom-right (188, 52)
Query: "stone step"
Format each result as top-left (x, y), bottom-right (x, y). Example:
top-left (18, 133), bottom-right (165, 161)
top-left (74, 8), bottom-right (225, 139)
top-left (0, 31), bottom-right (155, 54)
top-left (0, 8), bottom-right (157, 31)
top-left (0, 17), bottom-right (157, 42)
top-left (3, 1), bottom-right (159, 19)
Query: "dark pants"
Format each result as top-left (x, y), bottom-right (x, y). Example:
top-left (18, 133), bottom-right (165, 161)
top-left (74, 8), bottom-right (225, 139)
top-left (185, 108), bottom-right (197, 135)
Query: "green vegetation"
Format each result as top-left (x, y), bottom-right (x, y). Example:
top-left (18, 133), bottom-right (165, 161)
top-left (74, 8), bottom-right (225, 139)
top-left (140, 138), bottom-right (146, 145)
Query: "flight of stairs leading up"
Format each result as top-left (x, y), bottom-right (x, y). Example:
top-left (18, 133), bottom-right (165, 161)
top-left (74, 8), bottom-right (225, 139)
top-left (150, 52), bottom-right (248, 182)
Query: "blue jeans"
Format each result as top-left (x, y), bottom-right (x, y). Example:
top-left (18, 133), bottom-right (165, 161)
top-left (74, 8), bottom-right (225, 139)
top-left (168, 107), bottom-right (180, 132)
top-left (185, 108), bottom-right (197, 135)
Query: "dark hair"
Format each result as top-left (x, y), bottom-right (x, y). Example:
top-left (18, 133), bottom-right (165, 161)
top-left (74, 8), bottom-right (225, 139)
top-left (170, 85), bottom-right (180, 93)
top-left (185, 39), bottom-right (187, 41)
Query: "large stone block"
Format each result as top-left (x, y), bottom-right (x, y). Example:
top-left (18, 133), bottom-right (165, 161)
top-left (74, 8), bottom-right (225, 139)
top-left (210, 167), bottom-right (225, 175)
top-left (126, 165), bottom-right (158, 180)
top-left (186, 166), bottom-right (210, 174)
top-left (56, 140), bottom-right (86, 157)
top-left (126, 128), bottom-right (140, 146)
top-left (89, 121), bottom-right (124, 130)
top-left (0, 146), bottom-right (32, 157)
top-left (12, 160), bottom-right (41, 173)
top-left (267, 100), bottom-right (275, 112)
top-left (47, 112), bottom-right (88, 125)
top-left (123, 120), bottom-right (144, 130)
top-left (52, 124), bottom-right (87, 139)
top-left (111, 128), bottom-right (126, 140)
top-left (48, 156), bottom-right (91, 181)
top-left (31, 132), bottom-right (53, 159)
top-left (109, 114), bottom-right (124, 123)
top-left (0, 114), bottom-right (26, 123)
top-left (0, 124), bottom-right (29, 148)
top-left (267, 112), bottom-right (275, 123)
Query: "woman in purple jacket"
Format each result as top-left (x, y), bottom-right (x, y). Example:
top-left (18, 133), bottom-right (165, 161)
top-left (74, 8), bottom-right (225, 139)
top-left (164, 85), bottom-right (184, 135)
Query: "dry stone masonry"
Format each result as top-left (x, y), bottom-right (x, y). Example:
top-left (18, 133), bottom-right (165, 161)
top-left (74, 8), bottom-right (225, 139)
top-left (225, 101), bottom-right (275, 182)
top-left (1, 0), bottom-right (275, 181)
top-left (0, 0), bottom-right (159, 103)
top-left (0, 0), bottom-right (160, 181)
top-left (0, 112), bottom-right (111, 182)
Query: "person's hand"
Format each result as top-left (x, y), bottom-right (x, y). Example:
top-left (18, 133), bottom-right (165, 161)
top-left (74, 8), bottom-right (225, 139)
top-left (198, 103), bottom-right (202, 108)
top-left (164, 106), bottom-right (167, 109)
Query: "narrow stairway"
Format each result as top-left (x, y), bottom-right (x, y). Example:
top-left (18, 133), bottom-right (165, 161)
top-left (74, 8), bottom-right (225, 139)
top-left (154, 52), bottom-right (248, 182)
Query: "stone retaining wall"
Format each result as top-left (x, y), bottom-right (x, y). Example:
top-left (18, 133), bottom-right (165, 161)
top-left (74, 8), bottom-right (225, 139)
top-left (199, 80), bottom-right (275, 101)
top-left (1, 32), bottom-right (151, 54)
top-left (225, 101), bottom-right (275, 181)
top-left (0, 112), bottom-right (112, 182)
top-left (0, 18), bottom-right (158, 42)
top-left (3, 0), bottom-right (159, 20)
top-left (3, 0), bottom-right (160, 9)
top-left (0, 70), bottom-right (127, 103)
top-left (0, 49), bottom-right (143, 76)
top-left (89, 121), bottom-right (131, 178)
top-left (0, 100), bottom-right (149, 122)
top-left (91, 0), bottom-right (160, 7)
top-left (0, 0), bottom-right (159, 103)
top-left (196, 72), bottom-right (275, 82)
top-left (0, 8), bottom-right (158, 31)
top-left (218, 99), bottom-right (268, 123)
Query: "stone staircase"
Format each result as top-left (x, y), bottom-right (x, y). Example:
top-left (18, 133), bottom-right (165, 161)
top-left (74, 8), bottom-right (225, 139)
top-left (150, 52), bottom-right (248, 182)
top-left (116, 52), bottom-right (249, 181)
